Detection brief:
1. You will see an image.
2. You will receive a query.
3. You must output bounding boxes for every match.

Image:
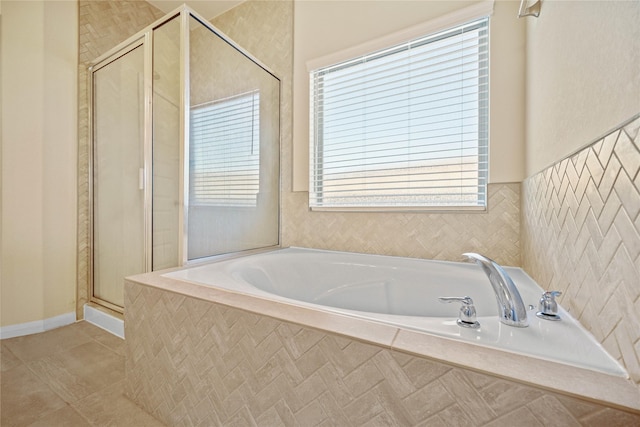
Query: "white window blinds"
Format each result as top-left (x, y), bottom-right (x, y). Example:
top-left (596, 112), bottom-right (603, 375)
top-left (190, 90), bottom-right (260, 207)
top-left (309, 17), bottom-right (489, 210)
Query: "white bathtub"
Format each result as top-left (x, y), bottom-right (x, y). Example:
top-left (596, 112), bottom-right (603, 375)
top-left (164, 247), bottom-right (627, 378)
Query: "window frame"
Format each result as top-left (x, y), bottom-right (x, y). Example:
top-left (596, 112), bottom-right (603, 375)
top-left (308, 16), bottom-right (490, 212)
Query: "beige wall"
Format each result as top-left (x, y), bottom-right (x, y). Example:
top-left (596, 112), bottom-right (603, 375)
top-left (1, 0), bottom-right (78, 326)
top-left (292, 0), bottom-right (526, 190)
top-left (525, 0), bottom-right (640, 176)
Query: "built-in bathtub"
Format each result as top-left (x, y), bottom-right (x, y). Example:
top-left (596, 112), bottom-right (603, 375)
top-left (165, 247), bottom-right (625, 378)
top-left (125, 247), bottom-right (640, 424)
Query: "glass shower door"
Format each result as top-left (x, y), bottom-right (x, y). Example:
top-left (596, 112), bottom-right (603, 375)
top-left (92, 43), bottom-right (146, 309)
top-left (88, 7), bottom-right (281, 313)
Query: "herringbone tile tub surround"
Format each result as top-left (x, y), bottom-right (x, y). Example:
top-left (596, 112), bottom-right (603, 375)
top-left (124, 278), bottom-right (640, 426)
top-left (282, 183), bottom-right (521, 268)
top-left (523, 114), bottom-right (640, 386)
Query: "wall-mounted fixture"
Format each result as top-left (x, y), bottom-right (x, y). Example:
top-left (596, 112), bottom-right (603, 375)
top-left (518, 0), bottom-right (541, 18)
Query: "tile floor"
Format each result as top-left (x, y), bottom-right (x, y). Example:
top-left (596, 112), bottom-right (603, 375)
top-left (1, 321), bottom-right (165, 426)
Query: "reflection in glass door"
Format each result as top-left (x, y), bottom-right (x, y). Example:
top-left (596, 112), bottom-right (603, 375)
top-left (187, 15), bottom-right (280, 260)
top-left (92, 43), bottom-right (146, 310)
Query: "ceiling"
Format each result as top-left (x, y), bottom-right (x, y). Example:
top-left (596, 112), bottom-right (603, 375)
top-left (146, 0), bottom-right (245, 20)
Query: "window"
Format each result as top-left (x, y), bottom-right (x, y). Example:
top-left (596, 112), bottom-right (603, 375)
top-left (309, 17), bottom-right (489, 210)
top-left (190, 90), bottom-right (260, 207)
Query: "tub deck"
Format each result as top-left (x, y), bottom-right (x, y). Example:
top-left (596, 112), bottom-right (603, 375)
top-left (163, 247), bottom-right (627, 379)
top-left (125, 250), bottom-right (640, 415)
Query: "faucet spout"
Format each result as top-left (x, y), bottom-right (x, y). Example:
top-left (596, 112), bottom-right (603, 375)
top-left (463, 253), bottom-right (529, 328)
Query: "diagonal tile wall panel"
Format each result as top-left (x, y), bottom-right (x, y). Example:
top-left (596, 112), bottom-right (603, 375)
top-left (125, 282), bottom-right (640, 426)
top-left (523, 115), bottom-right (640, 385)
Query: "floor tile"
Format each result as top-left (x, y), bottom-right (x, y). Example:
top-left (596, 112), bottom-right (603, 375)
top-left (0, 364), bottom-right (67, 427)
top-left (3, 325), bottom-right (93, 363)
top-left (27, 340), bottom-right (124, 403)
top-left (1, 322), bottom-right (163, 426)
top-left (1, 342), bottom-right (23, 372)
top-left (70, 321), bottom-right (126, 356)
top-left (68, 320), bottom-right (112, 340)
top-left (93, 329), bottom-right (126, 357)
top-left (73, 380), bottom-right (165, 426)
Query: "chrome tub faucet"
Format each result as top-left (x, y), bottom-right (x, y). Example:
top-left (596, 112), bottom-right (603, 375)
top-left (463, 253), bottom-right (529, 328)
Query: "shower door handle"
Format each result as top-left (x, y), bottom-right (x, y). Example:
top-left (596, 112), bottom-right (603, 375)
top-left (139, 168), bottom-right (145, 190)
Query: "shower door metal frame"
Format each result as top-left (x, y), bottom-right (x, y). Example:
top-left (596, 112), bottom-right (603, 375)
top-left (88, 33), bottom-right (153, 313)
top-left (179, 10), bottom-right (190, 266)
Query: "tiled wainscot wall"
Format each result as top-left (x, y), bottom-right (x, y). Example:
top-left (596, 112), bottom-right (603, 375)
top-left (523, 114), bottom-right (640, 385)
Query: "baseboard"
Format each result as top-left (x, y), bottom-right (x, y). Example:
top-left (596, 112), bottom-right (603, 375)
top-left (83, 304), bottom-right (124, 339)
top-left (0, 312), bottom-right (76, 339)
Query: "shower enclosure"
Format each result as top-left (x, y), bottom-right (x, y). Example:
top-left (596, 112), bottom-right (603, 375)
top-left (89, 7), bottom-right (280, 312)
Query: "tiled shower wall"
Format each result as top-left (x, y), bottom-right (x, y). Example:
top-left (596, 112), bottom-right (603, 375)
top-left (522, 115), bottom-right (640, 384)
top-left (77, 0), bottom-right (165, 316)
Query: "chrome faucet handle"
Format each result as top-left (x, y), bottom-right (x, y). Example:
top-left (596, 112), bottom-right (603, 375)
top-left (536, 291), bottom-right (562, 321)
top-left (439, 296), bottom-right (480, 329)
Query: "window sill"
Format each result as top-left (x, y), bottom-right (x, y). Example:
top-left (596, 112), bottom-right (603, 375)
top-left (309, 205), bottom-right (487, 214)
